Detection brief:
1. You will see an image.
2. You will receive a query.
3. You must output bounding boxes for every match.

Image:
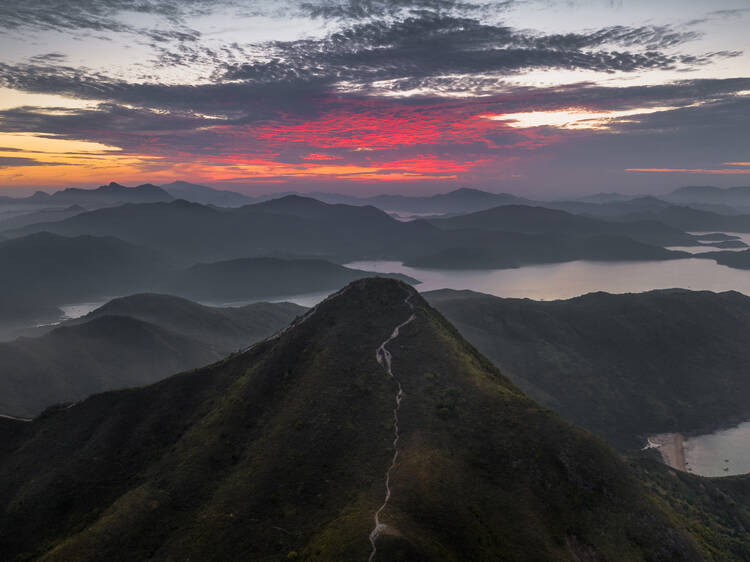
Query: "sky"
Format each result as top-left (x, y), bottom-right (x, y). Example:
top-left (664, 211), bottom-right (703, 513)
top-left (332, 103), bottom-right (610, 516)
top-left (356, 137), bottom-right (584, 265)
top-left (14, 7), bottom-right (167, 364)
top-left (0, 0), bottom-right (748, 197)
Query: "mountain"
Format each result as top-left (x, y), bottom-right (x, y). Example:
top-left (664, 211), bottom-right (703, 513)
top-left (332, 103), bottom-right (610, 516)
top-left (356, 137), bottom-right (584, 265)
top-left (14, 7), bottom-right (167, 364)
top-left (365, 187), bottom-right (530, 214)
top-left (666, 185), bottom-right (750, 207)
top-left (161, 181), bottom-right (256, 207)
top-left (0, 232), bottom-right (170, 339)
top-left (43, 182), bottom-right (173, 206)
top-left (0, 278), bottom-right (711, 560)
top-left (622, 205), bottom-right (750, 233)
top-left (427, 288), bottom-right (750, 448)
top-left (549, 197), bottom-right (750, 232)
top-left (0, 232), bottom-right (167, 305)
top-left (0, 183), bottom-right (173, 208)
top-left (9, 196), bottom-right (439, 263)
top-left (427, 204), bottom-right (697, 246)
top-left (0, 295), bottom-right (305, 417)
top-left (0, 296), bottom-right (62, 341)
top-left (407, 233), bottom-right (686, 269)
top-left (696, 248), bottom-right (750, 269)
top-left (77, 293), bottom-right (306, 347)
top-left (166, 256), bottom-right (419, 300)
top-left (5, 196), bottom-right (701, 274)
top-left (574, 192), bottom-right (635, 204)
top-left (0, 204), bottom-right (85, 232)
top-left (289, 187), bottom-right (530, 214)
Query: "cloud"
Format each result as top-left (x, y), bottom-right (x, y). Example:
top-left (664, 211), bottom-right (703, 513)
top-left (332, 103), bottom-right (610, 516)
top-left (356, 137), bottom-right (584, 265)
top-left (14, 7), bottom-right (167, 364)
top-left (222, 15), bottom-right (727, 93)
top-left (299, 0), bottom-right (502, 19)
top-left (0, 0), bottom-right (213, 32)
top-left (0, 155), bottom-right (56, 167)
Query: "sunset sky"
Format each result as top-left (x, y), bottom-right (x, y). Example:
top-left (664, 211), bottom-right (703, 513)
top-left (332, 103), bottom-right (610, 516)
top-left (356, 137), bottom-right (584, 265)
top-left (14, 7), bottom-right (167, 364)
top-left (0, 0), bottom-right (748, 197)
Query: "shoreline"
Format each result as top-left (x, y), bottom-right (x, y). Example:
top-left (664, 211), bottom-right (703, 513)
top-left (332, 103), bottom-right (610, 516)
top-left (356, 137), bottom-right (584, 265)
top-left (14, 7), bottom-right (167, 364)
top-left (646, 433), bottom-right (687, 471)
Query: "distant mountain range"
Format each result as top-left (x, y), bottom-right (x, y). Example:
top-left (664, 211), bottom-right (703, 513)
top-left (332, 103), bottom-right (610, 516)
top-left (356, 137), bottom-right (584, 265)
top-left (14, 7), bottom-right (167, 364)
top-left (664, 185), bottom-right (750, 207)
top-left (0, 182), bottom-right (173, 207)
top-left (0, 294), bottom-right (305, 417)
top-left (0, 278), bottom-right (732, 560)
top-left (6, 195), bottom-right (703, 268)
top-left (161, 180), bottom-right (256, 206)
top-left (5, 196), bottom-right (442, 263)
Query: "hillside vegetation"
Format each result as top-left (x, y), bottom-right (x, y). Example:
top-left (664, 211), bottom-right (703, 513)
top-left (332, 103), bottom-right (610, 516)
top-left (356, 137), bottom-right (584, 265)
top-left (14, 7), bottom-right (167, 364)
top-left (0, 278), bottom-right (711, 560)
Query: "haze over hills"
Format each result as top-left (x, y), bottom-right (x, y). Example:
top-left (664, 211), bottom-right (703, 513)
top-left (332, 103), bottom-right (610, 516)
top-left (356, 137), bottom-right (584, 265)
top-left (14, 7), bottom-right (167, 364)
top-left (426, 204), bottom-right (698, 246)
top-left (0, 231), bottom-right (420, 337)
top-left (0, 205), bottom-right (86, 232)
top-left (0, 295), bottom-right (304, 418)
top-left (7, 196), bottom-right (439, 263)
top-left (0, 278), bottom-right (718, 560)
top-left (76, 293), bottom-right (306, 347)
top-left (161, 181), bottom-right (256, 207)
top-left (8, 195), bottom-right (702, 272)
top-left (665, 185), bottom-right (750, 208)
top-left (696, 249), bottom-right (750, 270)
top-left (407, 233), bottom-right (687, 269)
top-left (427, 288), bottom-right (750, 449)
top-left (0, 232), bottom-right (168, 307)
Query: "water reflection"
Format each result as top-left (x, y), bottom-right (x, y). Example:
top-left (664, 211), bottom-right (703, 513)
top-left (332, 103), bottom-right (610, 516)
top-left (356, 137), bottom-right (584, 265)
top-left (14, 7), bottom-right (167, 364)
top-left (345, 258), bottom-right (750, 301)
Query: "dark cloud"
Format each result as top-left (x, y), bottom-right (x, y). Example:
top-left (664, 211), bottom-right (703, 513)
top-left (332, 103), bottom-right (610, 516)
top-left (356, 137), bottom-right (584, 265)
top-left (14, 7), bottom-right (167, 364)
top-left (222, 15), bottom-right (732, 92)
top-left (0, 156), bottom-right (54, 168)
top-left (299, 0), bottom-right (501, 19)
top-left (0, 0), bottom-right (213, 32)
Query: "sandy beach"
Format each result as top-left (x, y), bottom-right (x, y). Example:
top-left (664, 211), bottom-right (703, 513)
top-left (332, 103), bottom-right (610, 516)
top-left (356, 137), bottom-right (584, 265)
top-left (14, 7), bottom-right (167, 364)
top-left (646, 433), bottom-right (687, 471)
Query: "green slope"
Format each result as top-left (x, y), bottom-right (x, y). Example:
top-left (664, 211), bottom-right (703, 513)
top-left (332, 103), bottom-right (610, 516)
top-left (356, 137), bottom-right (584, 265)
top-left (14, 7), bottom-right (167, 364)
top-left (0, 278), bottom-right (708, 560)
top-left (427, 288), bottom-right (750, 448)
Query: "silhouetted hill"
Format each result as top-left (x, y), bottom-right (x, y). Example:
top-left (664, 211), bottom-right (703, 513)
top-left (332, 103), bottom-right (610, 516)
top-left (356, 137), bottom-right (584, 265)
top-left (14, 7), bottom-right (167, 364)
top-left (0, 316), bottom-right (216, 418)
top-left (0, 232), bottom-right (167, 306)
top-left (0, 296), bottom-right (61, 340)
top-left (407, 233), bottom-right (686, 269)
top-left (1, 182), bottom-right (174, 207)
top-left (427, 288), bottom-right (750, 448)
top-left (366, 187), bottom-right (530, 214)
top-left (695, 248), bottom-right (750, 269)
top-left (0, 296), bottom-right (304, 417)
top-left (79, 293), bottom-right (306, 347)
top-left (666, 185), bottom-right (750, 207)
top-left (166, 257), bottom-right (417, 300)
top-left (547, 196), bottom-right (675, 218)
top-left (7, 196), bottom-right (705, 274)
top-left (54, 182), bottom-right (173, 205)
top-left (551, 197), bottom-right (750, 232)
top-left (0, 279), bottom-right (710, 560)
top-left (0, 205), bottom-right (85, 232)
top-left (428, 204), bottom-right (697, 246)
top-left (11, 196), bottom-right (439, 263)
top-left (161, 181), bottom-right (255, 207)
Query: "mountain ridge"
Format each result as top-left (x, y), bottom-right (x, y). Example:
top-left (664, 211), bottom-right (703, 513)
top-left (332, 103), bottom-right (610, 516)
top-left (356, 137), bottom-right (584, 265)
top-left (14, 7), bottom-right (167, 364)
top-left (0, 278), bottom-right (711, 560)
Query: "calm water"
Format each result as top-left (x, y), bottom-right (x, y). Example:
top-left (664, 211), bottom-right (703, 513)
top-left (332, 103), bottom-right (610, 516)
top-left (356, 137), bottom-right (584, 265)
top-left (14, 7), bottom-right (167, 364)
top-left (685, 421), bottom-right (750, 477)
top-left (55, 254), bottom-right (750, 316)
top-left (345, 257), bottom-right (750, 301)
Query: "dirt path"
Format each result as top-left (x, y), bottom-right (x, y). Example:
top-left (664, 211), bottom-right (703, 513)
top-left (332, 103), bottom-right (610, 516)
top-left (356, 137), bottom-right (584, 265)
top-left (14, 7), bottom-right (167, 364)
top-left (368, 297), bottom-right (415, 562)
